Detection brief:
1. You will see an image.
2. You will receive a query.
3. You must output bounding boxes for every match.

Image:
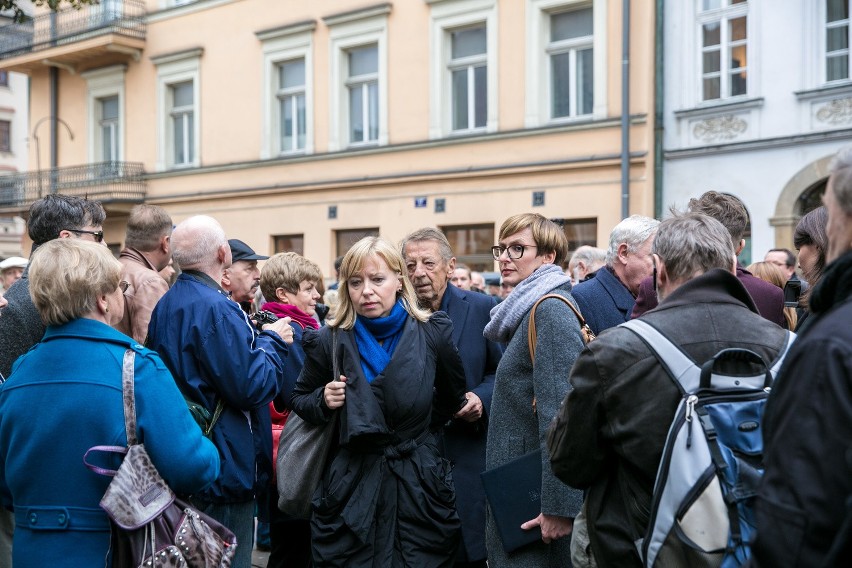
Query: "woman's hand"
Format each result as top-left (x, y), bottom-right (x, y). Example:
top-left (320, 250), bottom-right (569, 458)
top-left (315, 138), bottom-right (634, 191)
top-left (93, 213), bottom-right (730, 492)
top-left (323, 376), bottom-right (347, 409)
top-left (520, 513), bottom-right (573, 543)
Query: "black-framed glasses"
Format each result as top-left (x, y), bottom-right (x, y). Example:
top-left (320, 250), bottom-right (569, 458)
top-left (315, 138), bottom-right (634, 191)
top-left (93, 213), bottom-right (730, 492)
top-left (119, 281), bottom-right (129, 293)
top-left (68, 229), bottom-right (104, 243)
top-left (491, 244), bottom-right (538, 260)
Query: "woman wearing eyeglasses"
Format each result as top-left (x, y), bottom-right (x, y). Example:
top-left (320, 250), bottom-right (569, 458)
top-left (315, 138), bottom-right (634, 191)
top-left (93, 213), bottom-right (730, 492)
top-left (0, 239), bottom-right (220, 567)
top-left (483, 213), bottom-right (585, 567)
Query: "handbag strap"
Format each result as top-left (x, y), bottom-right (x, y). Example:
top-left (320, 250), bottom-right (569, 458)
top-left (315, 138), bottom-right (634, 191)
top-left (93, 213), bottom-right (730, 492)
top-left (527, 293), bottom-right (594, 361)
top-left (122, 349), bottom-right (139, 446)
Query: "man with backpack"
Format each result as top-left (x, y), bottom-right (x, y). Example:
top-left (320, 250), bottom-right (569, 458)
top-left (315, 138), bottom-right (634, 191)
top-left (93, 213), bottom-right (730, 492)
top-left (549, 212), bottom-right (793, 567)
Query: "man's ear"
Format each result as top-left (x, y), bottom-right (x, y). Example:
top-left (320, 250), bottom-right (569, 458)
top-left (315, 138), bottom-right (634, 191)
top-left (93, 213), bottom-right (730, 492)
top-left (655, 254), bottom-right (670, 295)
top-left (617, 243), bottom-right (630, 265)
top-left (221, 268), bottom-right (231, 287)
top-left (161, 234), bottom-right (171, 255)
top-left (447, 257), bottom-right (456, 275)
top-left (217, 244), bottom-right (228, 265)
top-left (734, 239), bottom-right (746, 256)
top-left (58, 230), bottom-right (74, 239)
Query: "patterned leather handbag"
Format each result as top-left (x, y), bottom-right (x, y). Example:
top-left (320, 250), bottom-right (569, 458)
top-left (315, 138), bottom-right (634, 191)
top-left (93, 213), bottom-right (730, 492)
top-left (85, 350), bottom-right (237, 567)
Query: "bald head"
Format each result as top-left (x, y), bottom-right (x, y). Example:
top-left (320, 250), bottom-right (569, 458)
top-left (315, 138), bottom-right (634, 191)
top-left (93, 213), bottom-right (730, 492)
top-left (171, 215), bottom-right (230, 276)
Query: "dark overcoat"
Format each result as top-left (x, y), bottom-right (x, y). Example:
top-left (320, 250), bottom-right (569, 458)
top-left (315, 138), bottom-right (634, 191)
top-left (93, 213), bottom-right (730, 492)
top-left (571, 267), bottom-right (635, 335)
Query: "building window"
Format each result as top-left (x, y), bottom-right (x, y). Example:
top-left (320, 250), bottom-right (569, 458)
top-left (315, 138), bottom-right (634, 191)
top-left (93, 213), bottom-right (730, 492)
top-left (258, 23), bottom-right (314, 159)
top-left (0, 121), bottom-right (10, 152)
top-left (0, 71), bottom-right (8, 88)
top-left (556, 218), bottom-right (597, 256)
top-left (278, 58), bottom-right (307, 153)
top-left (549, 7), bottom-right (594, 118)
top-left (428, 0), bottom-right (497, 139)
top-left (826, 0), bottom-right (851, 82)
top-left (99, 96), bottom-right (119, 162)
top-left (450, 26), bottom-right (488, 132)
top-left (335, 228), bottom-right (379, 258)
top-left (442, 224), bottom-right (494, 272)
top-left (325, 5), bottom-right (389, 151)
top-left (154, 49), bottom-right (201, 171)
top-left (346, 44), bottom-right (379, 145)
top-left (170, 81), bottom-right (195, 166)
top-left (699, 0), bottom-right (748, 102)
top-left (273, 234), bottom-right (304, 255)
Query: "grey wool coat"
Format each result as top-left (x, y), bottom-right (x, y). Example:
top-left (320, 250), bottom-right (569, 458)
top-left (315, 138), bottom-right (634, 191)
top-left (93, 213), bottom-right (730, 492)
top-left (485, 283), bottom-right (585, 567)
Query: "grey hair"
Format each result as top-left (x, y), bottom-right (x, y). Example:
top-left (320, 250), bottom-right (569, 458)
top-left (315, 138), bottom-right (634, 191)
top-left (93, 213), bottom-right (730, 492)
top-left (570, 245), bottom-right (606, 266)
top-left (605, 215), bottom-right (660, 266)
top-left (652, 212), bottom-right (734, 283)
top-left (829, 145), bottom-right (852, 215)
top-left (399, 227), bottom-right (454, 262)
top-left (171, 215), bottom-right (227, 271)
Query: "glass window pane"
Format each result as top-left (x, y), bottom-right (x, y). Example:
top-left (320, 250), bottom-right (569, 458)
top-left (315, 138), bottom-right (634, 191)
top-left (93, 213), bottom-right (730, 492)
top-left (280, 59), bottom-right (305, 89)
top-left (452, 68), bottom-right (469, 130)
top-left (703, 50), bottom-right (721, 73)
top-left (730, 71), bottom-right (747, 96)
top-left (730, 0), bottom-right (747, 4)
top-left (703, 77), bottom-right (721, 100)
top-left (336, 228), bottom-right (379, 258)
top-left (828, 0), bottom-right (850, 23)
top-left (828, 26), bottom-right (849, 52)
top-left (101, 96), bottom-right (118, 120)
top-left (273, 234), bottom-right (305, 255)
top-left (551, 51), bottom-right (571, 118)
top-left (827, 53), bottom-right (850, 81)
top-left (173, 81), bottom-right (193, 107)
top-left (703, 22), bottom-right (721, 47)
top-left (442, 224), bottom-right (495, 272)
top-left (578, 48), bottom-right (594, 115)
top-left (702, 0), bottom-right (721, 10)
top-left (281, 96), bottom-right (293, 151)
top-left (473, 65), bottom-right (487, 128)
top-left (560, 218), bottom-right (597, 252)
top-left (551, 8), bottom-right (593, 42)
top-left (349, 85), bottom-right (364, 142)
top-left (297, 93), bottom-right (306, 149)
top-left (174, 116), bottom-right (185, 163)
top-left (729, 16), bottom-right (747, 42)
top-left (102, 125), bottom-right (113, 161)
top-left (451, 26), bottom-right (486, 59)
top-left (730, 44), bottom-right (747, 70)
top-left (349, 45), bottom-right (378, 77)
top-left (368, 81), bottom-right (379, 140)
top-left (187, 113), bottom-right (194, 162)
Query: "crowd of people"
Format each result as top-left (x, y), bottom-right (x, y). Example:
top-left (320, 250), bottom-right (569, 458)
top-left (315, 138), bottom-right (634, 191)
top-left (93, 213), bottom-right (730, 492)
top-left (0, 146), bottom-right (850, 567)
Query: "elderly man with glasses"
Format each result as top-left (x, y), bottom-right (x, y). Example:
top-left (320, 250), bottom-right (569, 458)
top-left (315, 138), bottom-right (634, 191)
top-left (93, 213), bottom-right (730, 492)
top-left (0, 193), bottom-right (106, 567)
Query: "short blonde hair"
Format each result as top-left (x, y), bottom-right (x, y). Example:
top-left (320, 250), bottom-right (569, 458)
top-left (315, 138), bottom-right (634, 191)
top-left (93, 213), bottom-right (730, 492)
top-left (29, 239), bottom-right (122, 326)
top-left (334, 236), bottom-right (429, 329)
top-left (260, 252), bottom-right (323, 301)
top-left (498, 213), bottom-right (569, 266)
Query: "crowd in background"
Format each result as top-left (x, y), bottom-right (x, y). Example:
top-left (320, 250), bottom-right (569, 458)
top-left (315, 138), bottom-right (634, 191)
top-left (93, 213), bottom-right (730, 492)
top-left (0, 146), bottom-right (850, 568)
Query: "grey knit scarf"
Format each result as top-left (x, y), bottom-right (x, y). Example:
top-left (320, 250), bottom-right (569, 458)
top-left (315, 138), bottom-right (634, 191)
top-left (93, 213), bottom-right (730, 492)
top-left (483, 264), bottom-right (572, 343)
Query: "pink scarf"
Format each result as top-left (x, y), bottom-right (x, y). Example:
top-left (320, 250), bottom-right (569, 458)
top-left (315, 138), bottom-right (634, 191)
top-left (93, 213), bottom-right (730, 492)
top-left (260, 301), bottom-right (319, 330)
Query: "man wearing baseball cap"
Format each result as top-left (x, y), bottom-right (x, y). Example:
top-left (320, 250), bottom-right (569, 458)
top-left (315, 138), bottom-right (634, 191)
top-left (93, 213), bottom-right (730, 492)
top-left (222, 239), bottom-right (269, 306)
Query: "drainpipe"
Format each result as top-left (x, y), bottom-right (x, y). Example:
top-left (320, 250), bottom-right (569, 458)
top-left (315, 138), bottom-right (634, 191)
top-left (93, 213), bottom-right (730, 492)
top-left (50, 66), bottom-right (58, 173)
top-left (620, 0), bottom-right (630, 220)
top-left (654, 0), bottom-right (664, 219)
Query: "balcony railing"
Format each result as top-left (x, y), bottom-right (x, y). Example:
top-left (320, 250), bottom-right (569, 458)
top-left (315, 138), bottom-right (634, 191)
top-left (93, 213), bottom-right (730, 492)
top-left (0, 0), bottom-right (146, 59)
top-left (0, 162), bottom-right (147, 210)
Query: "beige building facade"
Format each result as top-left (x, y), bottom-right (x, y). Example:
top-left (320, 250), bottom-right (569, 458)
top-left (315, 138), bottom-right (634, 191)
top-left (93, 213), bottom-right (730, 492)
top-left (0, 0), bottom-right (655, 276)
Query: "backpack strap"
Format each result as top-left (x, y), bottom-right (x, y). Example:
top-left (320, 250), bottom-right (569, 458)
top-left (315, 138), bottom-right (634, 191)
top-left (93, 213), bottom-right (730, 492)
top-left (620, 319), bottom-right (699, 394)
top-left (768, 330), bottom-right (796, 378)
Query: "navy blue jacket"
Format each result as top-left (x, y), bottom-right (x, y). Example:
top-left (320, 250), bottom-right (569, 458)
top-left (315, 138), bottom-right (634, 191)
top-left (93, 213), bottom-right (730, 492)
top-left (439, 284), bottom-right (503, 562)
top-left (571, 266), bottom-right (636, 335)
top-left (147, 271), bottom-right (289, 503)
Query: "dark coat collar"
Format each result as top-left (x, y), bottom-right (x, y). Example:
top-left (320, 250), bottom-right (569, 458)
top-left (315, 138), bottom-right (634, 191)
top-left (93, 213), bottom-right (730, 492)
top-left (654, 268), bottom-right (759, 314)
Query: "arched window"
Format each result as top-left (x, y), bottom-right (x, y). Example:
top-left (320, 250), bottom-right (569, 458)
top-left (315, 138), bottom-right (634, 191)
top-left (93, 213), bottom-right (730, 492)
top-left (797, 179), bottom-right (827, 216)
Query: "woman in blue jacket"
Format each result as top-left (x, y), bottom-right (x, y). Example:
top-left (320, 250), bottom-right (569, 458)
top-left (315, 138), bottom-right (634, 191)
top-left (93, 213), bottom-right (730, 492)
top-left (0, 238), bottom-right (220, 568)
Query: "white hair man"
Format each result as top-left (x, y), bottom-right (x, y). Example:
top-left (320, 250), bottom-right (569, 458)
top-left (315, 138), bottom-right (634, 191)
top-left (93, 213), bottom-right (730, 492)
top-left (753, 146), bottom-right (852, 566)
top-left (566, 246), bottom-right (606, 285)
top-left (146, 215), bottom-right (294, 568)
top-left (571, 215), bottom-right (659, 335)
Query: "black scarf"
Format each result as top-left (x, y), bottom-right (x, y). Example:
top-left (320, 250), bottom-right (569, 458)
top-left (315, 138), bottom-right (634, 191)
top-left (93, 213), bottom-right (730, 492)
top-left (805, 249), bottom-right (852, 321)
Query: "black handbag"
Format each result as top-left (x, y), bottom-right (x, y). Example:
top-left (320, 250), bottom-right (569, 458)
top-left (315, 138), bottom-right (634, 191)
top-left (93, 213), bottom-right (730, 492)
top-left (276, 328), bottom-right (339, 519)
top-left (85, 350), bottom-right (237, 567)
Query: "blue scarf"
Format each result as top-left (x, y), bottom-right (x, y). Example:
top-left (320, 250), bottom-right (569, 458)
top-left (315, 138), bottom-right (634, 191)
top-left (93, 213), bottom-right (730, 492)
top-left (354, 300), bottom-right (408, 383)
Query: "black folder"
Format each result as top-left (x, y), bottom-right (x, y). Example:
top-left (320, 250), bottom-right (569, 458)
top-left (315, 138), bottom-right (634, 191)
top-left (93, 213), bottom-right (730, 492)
top-left (480, 449), bottom-right (542, 553)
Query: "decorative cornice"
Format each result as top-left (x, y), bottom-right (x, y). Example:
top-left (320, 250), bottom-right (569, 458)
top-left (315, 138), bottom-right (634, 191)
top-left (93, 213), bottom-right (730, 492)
top-left (674, 97), bottom-right (764, 120)
top-left (815, 97), bottom-right (852, 125)
top-left (255, 20), bottom-right (316, 42)
top-left (323, 3), bottom-right (391, 27)
top-left (692, 114), bottom-right (748, 143)
top-left (150, 47), bottom-right (204, 66)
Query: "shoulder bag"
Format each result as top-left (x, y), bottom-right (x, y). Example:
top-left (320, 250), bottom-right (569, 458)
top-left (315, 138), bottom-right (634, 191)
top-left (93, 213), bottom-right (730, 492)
top-left (276, 328), bottom-right (340, 519)
top-left (85, 350), bottom-right (237, 567)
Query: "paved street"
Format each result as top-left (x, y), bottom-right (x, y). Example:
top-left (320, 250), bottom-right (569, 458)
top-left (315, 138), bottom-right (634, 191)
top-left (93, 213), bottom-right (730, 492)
top-left (252, 544), bottom-right (270, 567)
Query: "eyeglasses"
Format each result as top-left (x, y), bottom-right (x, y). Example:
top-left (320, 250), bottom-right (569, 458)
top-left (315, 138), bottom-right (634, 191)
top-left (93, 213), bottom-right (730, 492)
top-left (68, 229), bottom-right (104, 243)
top-left (491, 244), bottom-right (538, 260)
top-left (119, 281), bottom-right (129, 293)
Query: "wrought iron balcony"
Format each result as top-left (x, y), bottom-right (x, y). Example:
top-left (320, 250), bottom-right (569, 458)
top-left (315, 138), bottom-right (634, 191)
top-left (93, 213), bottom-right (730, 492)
top-left (0, 162), bottom-right (147, 213)
top-left (0, 1), bottom-right (146, 72)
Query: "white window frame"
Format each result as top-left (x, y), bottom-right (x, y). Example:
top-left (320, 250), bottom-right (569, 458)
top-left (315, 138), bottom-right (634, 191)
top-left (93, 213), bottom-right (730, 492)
top-left (428, 0), bottom-right (498, 139)
top-left (326, 6), bottom-right (390, 151)
top-left (259, 23), bottom-right (314, 159)
top-left (696, 0), bottom-right (750, 103)
top-left (526, 0), bottom-right (606, 127)
top-left (82, 65), bottom-right (126, 164)
top-left (154, 49), bottom-right (201, 171)
top-left (818, 0), bottom-right (852, 85)
top-left (448, 24), bottom-right (488, 133)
